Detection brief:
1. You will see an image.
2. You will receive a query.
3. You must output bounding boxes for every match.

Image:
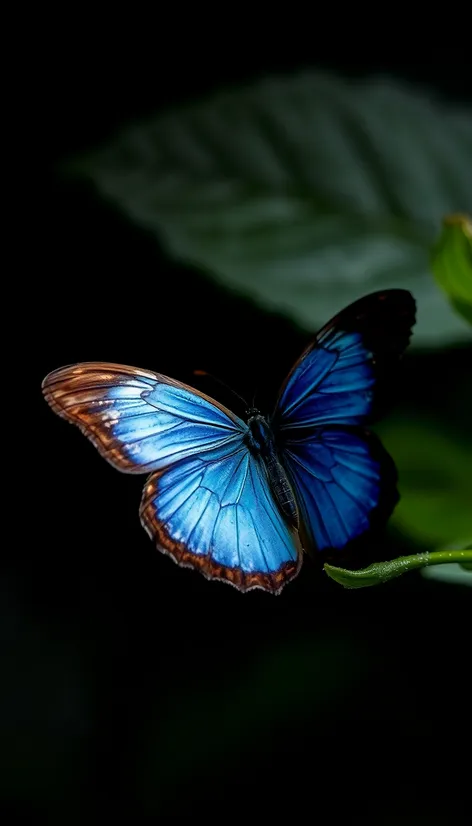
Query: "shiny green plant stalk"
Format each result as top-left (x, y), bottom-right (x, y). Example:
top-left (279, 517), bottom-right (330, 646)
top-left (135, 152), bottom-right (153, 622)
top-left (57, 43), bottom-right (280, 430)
top-left (324, 549), bottom-right (472, 589)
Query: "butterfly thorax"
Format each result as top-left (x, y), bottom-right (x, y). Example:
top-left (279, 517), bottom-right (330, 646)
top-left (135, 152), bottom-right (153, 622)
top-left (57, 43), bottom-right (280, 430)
top-left (246, 413), bottom-right (299, 529)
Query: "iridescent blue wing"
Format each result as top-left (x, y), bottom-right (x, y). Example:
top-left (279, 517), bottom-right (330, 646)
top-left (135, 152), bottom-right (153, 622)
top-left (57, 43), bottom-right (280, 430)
top-left (43, 362), bottom-right (302, 593)
top-left (281, 427), bottom-right (398, 556)
top-left (42, 362), bottom-right (246, 473)
top-left (140, 447), bottom-right (302, 594)
top-left (273, 290), bottom-right (416, 431)
top-left (272, 291), bottom-right (416, 555)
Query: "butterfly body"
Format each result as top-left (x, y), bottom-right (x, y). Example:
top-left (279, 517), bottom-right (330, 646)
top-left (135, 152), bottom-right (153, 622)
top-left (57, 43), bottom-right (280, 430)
top-left (245, 411), bottom-right (299, 529)
top-left (43, 289), bottom-right (416, 595)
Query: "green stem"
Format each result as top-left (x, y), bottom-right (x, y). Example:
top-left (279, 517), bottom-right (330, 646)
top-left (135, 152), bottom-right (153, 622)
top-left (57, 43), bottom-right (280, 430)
top-left (324, 550), bottom-right (472, 589)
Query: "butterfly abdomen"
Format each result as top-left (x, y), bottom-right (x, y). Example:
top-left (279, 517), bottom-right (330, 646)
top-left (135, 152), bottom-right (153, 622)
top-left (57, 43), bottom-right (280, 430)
top-left (246, 413), bottom-right (299, 529)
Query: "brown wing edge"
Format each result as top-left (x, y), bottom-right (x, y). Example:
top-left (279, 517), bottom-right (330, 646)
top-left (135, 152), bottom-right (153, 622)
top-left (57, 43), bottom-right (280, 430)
top-left (42, 361), bottom-right (244, 426)
top-left (139, 470), bottom-right (304, 595)
top-left (42, 361), bottom-right (245, 473)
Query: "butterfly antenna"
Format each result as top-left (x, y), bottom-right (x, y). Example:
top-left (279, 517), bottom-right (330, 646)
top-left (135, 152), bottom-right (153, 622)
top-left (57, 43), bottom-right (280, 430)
top-left (193, 370), bottom-right (249, 410)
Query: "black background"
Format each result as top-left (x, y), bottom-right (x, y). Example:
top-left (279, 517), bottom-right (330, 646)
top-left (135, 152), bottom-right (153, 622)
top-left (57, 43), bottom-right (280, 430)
top-left (5, 23), bottom-right (472, 822)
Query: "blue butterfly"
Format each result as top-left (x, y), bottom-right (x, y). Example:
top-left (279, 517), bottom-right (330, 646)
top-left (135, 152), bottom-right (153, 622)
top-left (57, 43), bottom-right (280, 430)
top-left (42, 289), bottom-right (415, 595)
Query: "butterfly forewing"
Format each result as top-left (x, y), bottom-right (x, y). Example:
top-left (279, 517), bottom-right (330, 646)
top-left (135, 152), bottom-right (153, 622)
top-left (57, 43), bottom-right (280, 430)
top-left (273, 289), bottom-right (416, 431)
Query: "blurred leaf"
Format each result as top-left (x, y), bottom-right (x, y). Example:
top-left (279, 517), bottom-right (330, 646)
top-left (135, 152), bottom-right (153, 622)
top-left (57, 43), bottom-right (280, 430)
top-left (70, 72), bottom-right (472, 347)
top-left (431, 214), bottom-right (472, 325)
top-left (420, 541), bottom-right (472, 586)
top-left (324, 549), bottom-right (472, 589)
top-left (421, 562), bottom-right (472, 587)
top-left (377, 418), bottom-right (472, 547)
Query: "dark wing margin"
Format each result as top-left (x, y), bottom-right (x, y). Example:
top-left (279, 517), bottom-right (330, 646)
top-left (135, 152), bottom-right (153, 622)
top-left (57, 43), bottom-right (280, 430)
top-left (273, 290), bottom-right (416, 430)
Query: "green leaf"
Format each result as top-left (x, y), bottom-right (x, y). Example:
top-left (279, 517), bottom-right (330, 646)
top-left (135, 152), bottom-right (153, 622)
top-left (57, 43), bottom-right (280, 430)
top-left (422, 541), bottom-right (472, 584)
top-left (422, 562), bottom-right (472, 586)
top-left (431, 214), bottom-right (472, 326)
top-left (70, 72), bottom-right (472, 347)
top-left (377, 418), bottom-right (472, 547)
top-left (324, 550), bottom-right (472, 589)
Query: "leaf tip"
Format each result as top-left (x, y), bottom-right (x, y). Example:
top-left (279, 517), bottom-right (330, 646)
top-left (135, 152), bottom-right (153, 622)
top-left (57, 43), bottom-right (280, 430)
top-left (323, 563), bottom-right (364, 589)
top-left (442, 213), bottom-right (472, 238)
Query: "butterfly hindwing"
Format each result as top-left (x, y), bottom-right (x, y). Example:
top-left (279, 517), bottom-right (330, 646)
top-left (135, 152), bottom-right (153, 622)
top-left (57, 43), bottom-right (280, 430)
top-left (274, 290), bottom-right (416, 431)
top-left (140, 445), bottom-right (302, 594)
top-left (280, 427), bottom-right (398, 556)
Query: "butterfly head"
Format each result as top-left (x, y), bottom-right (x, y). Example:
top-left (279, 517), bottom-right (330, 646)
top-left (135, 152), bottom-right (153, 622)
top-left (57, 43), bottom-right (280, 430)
top-left (245, 410), bottom-right (276, 458)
